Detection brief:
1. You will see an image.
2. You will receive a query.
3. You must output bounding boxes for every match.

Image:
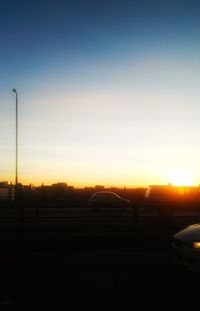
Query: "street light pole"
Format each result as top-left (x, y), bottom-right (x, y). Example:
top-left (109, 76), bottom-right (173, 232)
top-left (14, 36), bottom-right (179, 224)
top-left (12, 89), bottom-right (18, 201)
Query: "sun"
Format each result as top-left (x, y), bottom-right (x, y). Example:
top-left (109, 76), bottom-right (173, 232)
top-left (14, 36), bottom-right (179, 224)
top-left (166, 169), bottom-right (194, 186)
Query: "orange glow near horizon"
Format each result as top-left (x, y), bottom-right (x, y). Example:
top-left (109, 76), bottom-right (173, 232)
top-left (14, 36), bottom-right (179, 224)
top-left (1, 159), bottom-right (198, 188)
top-left (2, 171), bottom-right (197, 188)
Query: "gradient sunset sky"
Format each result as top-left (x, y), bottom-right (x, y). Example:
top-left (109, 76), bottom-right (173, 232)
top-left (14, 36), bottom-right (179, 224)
top-left (1, 0), bottom-right (200, 187)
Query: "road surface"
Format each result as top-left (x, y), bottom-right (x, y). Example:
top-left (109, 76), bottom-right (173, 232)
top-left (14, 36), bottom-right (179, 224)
top-left (0, 206), bottom-right (199, 308)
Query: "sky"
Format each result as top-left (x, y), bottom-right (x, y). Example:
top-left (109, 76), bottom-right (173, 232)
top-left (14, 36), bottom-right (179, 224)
top-left (1, 0), bottom-right (200, 187)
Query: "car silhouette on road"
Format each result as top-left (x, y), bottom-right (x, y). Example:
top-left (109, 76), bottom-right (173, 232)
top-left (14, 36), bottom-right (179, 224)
top-left (172, 223), bottom-right (200, 271)
top-left (145, 185), bottom-right (200, 216)
top-left (88, 191), bottom-right (131, 209)
top-left (144, 185), bottom-right (179, 216)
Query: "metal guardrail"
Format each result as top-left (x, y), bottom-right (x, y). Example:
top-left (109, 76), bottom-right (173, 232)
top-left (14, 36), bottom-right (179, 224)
top-left (1, 205), bottom-right (200, 231)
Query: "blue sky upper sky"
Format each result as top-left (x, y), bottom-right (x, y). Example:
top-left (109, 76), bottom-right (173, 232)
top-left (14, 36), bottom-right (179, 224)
top-left (1, 0), bottom-right (200, 186)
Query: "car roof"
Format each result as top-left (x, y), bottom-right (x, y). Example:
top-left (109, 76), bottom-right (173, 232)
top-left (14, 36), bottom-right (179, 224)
top-left (91, 191), bottom-right (120, 196)
top-left (95, 191), bottom-right (116, 193)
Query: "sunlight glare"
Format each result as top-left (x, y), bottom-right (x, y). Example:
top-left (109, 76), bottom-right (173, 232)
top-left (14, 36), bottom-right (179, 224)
top-left (166, 169), bottom-right (194, 186)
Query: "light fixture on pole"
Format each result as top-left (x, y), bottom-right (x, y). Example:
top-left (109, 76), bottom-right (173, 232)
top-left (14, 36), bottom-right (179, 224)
top-left (12, 88), bottom-right (18, 200)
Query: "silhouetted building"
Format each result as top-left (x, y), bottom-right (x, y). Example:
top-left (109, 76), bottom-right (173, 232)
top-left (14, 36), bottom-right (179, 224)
top-left (52, 182), bottom-right (68, 189)
top-left (0, 182), bottom-right (15, 202)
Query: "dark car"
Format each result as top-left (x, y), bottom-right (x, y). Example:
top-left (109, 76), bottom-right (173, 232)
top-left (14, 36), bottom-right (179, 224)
top-left (144, 185), bottom-right (179, 216)
top-left (145, 185), bottom-right (200, 216)
top-left (88, 191), bottom-right (131, 209)
top-left (172, 223), bottom-right (200, 271)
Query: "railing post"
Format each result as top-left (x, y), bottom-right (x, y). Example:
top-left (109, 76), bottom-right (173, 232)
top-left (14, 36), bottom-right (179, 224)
top-left (36, 207), bottom-right (40, 225)
top-left (132, 201), bottom-right (139, 234)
